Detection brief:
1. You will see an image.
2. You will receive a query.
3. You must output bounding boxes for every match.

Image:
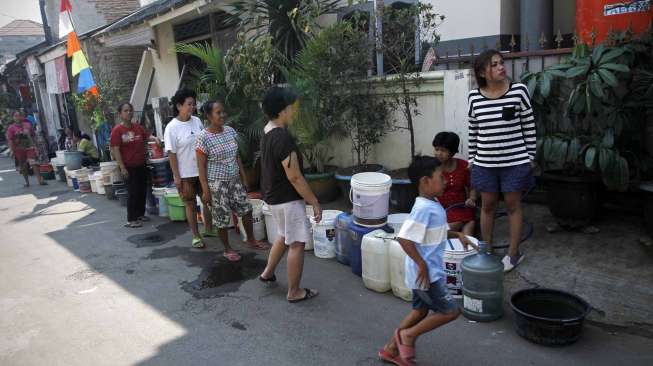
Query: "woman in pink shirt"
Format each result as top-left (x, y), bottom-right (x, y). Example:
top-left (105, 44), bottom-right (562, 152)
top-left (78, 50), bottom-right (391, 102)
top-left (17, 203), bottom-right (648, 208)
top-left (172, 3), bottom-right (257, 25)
top-left (6, 110), bottom-right (45, 187)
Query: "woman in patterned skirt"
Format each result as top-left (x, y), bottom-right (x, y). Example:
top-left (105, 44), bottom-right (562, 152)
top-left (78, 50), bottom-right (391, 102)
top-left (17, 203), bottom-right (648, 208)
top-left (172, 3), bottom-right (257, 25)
top-left (196, 100), bottom-right (270, 262)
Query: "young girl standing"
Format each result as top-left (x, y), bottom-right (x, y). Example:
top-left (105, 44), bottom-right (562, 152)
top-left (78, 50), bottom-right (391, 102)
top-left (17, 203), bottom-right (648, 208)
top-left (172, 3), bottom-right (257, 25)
top-left (432, 131), bottom-right (476, 236)
top-left (467, 49), bottom-right (536, 272)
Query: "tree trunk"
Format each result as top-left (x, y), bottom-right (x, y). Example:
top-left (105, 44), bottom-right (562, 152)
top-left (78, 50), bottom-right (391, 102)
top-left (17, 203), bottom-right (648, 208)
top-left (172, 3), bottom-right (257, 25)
top-left (404, 96), bottom-right (415, 159)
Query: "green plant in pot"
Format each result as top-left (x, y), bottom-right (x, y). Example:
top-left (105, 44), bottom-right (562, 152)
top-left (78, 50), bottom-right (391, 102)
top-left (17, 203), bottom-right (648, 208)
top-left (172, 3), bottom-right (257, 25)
top-left (522, 41), bottom-right (650, 224)
top-left (288, 21), bottom-right (391, 202)
top-left (380, 2), bottom-right (443, 212)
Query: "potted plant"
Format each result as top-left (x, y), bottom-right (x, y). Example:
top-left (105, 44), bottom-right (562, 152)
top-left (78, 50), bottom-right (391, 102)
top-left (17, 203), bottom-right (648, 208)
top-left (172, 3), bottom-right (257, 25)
top-left (522, 35), bottom-right (652, 224)
top-left (380, 3), bottom-right (443, 212)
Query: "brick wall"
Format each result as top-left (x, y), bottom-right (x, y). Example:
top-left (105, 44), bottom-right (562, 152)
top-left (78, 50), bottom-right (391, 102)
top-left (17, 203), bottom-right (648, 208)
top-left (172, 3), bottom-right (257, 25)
top-left (88, 0), bottom-right (141, 24)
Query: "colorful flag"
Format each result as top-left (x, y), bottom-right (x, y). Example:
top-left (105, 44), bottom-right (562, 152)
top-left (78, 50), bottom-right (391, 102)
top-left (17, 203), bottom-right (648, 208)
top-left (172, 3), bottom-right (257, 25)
top-left (59, 0), bottom-right (98, 95)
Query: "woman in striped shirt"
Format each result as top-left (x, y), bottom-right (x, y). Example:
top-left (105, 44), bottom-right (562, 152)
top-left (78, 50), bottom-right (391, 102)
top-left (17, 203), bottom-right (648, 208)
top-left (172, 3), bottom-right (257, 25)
top-left (467, 50), bottom-right (536, 272)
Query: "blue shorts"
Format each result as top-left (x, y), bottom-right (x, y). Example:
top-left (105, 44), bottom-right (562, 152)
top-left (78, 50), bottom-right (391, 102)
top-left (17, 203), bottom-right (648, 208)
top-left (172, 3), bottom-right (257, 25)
top-left (471, 163), bottom-right (534, 193)
top-left (412, 279), bottom-right (458, 314)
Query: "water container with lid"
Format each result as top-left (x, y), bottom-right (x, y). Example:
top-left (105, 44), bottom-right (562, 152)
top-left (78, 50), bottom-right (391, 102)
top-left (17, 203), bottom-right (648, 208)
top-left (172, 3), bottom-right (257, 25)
top-left (389, 239), bottom-right (412, 301)
top-left (335, 213), bottom-right (353, 265)
top-left (461, 241), bottom-right (504, 321)
top-left (311, 210), bottom-right (342, 259)
top-left (361, 230), bottom-right (392, 293)
top-left (348, 222), bottom-right (378, 277)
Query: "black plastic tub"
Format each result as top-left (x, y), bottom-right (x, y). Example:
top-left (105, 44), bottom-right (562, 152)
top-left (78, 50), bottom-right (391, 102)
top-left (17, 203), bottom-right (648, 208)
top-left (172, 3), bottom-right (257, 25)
top-left (510, 288), bottom-right (590, 346)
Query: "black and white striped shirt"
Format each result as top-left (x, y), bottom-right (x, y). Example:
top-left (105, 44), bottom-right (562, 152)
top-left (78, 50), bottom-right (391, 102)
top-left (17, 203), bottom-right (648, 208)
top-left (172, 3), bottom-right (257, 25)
top-left (467, 82), bottom-right (536, 167)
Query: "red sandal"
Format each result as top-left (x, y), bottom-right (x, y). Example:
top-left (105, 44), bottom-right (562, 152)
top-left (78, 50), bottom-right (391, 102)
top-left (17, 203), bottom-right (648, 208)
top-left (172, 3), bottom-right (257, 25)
top-left (393, 329), bottom-right (416, 365)
top-left (378, 348), bottom-right (412, 366)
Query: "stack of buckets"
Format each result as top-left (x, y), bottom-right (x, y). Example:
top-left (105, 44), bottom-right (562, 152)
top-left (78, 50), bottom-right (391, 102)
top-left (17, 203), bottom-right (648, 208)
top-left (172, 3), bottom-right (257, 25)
top-left (347, 172), bottom-right (393, 277)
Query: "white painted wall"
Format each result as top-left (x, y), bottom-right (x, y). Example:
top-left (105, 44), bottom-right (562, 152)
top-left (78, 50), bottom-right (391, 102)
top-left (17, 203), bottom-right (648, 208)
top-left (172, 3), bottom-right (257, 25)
top-left (148, 21), bottom-right (180, 100)
top-left (426, 0), bottom-right (502, 41)
top-left (329, 72), bottom-right (449, 170)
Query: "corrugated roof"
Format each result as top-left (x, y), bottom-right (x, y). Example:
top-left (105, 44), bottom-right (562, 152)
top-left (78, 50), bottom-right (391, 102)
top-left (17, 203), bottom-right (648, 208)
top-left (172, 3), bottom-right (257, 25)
top-left (100, 0), bottom-right (193, 35)
top-left (0, 20), bottom-right (45, 36)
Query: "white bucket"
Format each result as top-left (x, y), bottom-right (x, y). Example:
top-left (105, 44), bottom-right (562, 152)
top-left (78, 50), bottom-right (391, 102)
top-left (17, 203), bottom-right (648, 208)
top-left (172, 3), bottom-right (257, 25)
top-left (443, 237), bottom-right (479, 299)
top-left (350, 172), bottom-right (392, 227)
top-left (237, 199), bottom-right (267, 242)
top-left (55, 150), bottom-right (66, 161)
top-left (311, 210), bottom-right (343, 259)
top-left (387, 213), bottom-right (410, 233)
top-left (100, 161), bottom-right (121, 184)
top-left (153, 187), bottom-right (168, 217)
top-left (262, 203), bottom-right (277, 244)
top-left (89, 175), bottom-right (99, 193)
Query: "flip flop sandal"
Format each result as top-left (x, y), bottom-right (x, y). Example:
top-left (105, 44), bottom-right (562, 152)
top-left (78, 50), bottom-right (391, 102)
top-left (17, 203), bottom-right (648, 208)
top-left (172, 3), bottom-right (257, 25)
top-left (378, 349), bottom-right (411, 366)
top-left (202, 229), bottom-right (217, 237)
top-left (124, 221), bottom-right (142, 228)
top-left (259, 274), bottom-right (276, 283)
top-left (191, 237), bottom-right (205, 248)
top-left (223, 251), bottom-right (242, 262)
top-left (247, 240), bottom-right (271, 250)
top-left (288, 288), bottom-right (318, 303)
top-left (393, 329), bottom-right (416, 365)
top-left (138, 216), bottom-right (150, 222)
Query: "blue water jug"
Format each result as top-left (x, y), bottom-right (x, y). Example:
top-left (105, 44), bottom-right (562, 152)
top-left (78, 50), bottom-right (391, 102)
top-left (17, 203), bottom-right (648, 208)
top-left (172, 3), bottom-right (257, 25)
top-left (335, 213), bottom-right (353, 265)
top-left (348, 222), bottom-right (378, 276)
top-left (461, 241), bottom-right (504, 321)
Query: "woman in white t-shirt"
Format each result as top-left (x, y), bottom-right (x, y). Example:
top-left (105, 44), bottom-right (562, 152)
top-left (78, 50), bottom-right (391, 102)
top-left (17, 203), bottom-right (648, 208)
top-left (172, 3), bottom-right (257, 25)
top-left (164, 88), bottom-right (214, 248)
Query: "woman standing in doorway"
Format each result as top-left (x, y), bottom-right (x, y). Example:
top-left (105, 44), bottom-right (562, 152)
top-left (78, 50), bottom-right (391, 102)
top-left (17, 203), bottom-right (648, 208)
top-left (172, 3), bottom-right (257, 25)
top-left (110, 102), bottom-right (157, 228)
top-left (258, 86), bottom-right (322, 303)
top-left (467, 50), bottom-right (536, 272)
top-left (164, 88), bottom-right (214, 248)
top-left (196, 100), bottom-right (270, 262)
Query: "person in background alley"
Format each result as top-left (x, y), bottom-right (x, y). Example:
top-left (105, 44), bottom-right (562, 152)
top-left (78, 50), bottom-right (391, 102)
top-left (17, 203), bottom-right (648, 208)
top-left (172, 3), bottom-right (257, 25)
top-left (73, 130), bottom-right (99, 166)
top-left (164, 89), bottom-right (214, 247)
top-left (378, 156), bottom-right (474, 366)
top-left (467, 49), bottom-right (536, 272)
top-left (258, 86), bottom-right (322, 303)
top-left (6, 110), bottom-right (46, 187)
top-left (432, 131), bottom-right (476, 236)
top-left (110, 102), bottom-right (157, 228)
top-left (196, 100), bottom-right (270, 262)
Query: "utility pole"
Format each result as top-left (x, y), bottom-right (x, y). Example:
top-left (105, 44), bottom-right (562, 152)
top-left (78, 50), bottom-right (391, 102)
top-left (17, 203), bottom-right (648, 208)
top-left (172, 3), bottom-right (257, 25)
top-left (39, 0), bottom-right (53, 45)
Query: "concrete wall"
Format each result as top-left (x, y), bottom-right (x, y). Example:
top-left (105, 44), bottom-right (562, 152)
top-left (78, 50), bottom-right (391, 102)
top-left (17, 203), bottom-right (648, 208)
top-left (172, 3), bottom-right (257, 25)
top-left (45, 0), bottom-right (140, 39)
top-left (329, 71), bottom-right (454, 170)
top-left (427, 0), bottom-right (502, 42)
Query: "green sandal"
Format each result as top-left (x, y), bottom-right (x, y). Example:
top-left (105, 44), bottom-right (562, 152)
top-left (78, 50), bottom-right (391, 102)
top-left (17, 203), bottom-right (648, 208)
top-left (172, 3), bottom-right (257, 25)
top-left (191, 237), bottom-right (205, 248)
top-left (202, 229), bottom-right (217, 238)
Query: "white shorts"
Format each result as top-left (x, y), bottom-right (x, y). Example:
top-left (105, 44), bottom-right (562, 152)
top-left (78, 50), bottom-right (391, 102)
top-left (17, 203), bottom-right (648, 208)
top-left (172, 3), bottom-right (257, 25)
top-left (269, 200), bottom-right (310, 245)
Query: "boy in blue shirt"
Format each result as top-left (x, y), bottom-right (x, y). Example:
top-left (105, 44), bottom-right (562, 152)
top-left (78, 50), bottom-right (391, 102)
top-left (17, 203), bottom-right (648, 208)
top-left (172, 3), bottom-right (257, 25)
top-left (379, 156), bottom-right (475, 366)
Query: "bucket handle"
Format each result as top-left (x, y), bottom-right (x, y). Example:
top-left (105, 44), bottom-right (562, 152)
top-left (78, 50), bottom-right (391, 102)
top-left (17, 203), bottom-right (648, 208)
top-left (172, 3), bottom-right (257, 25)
top-left (349, 187), bottom-right (389, 207)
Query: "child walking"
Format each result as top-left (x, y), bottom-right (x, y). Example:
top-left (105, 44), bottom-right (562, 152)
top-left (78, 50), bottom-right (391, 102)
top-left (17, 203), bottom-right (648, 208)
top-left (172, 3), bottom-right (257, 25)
top-left (432, 131), bottom-right (477, 236)
top-left (378, 156), bottom-right (475, 366)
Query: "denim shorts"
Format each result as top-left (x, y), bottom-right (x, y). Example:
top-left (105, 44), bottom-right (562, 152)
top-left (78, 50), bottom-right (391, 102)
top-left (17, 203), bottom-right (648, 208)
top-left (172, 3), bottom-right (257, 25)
top-left (412, 279), bottom-right (458, 314)
top-left (470, 163), bottom-right (535, 193)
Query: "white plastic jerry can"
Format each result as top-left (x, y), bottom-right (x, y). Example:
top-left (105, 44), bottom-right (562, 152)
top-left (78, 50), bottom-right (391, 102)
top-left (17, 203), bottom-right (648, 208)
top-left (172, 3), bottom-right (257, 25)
top-left (361, 230), bottom-right (392, 293)
top-left (389, 239), bottom-right (413, 301)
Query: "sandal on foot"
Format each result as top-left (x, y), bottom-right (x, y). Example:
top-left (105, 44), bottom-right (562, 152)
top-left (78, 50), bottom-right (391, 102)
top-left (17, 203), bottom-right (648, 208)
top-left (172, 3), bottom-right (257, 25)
top-left (138, 216), bottom-right (150, 222)
top-left (393, 329), bottom-right (416, 365)
top-left (259, 274), bottom-right (276, 283)
top-left (39, 181), bottom-right (48, 186)
top-left (191, 237), bottom-right (205, 248)
top-left (378, 349), bottom-right (410, 366)
top-left (288, 288), bottom-right (318, 303)
top-left (247, 240), bottom-right (271, 250)
top-left (202, 229), bottom-right (217, 237)
top-left (223, 251), bottom-right (241, 262)
top-left (124, 221), bottom-right (142, 228)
